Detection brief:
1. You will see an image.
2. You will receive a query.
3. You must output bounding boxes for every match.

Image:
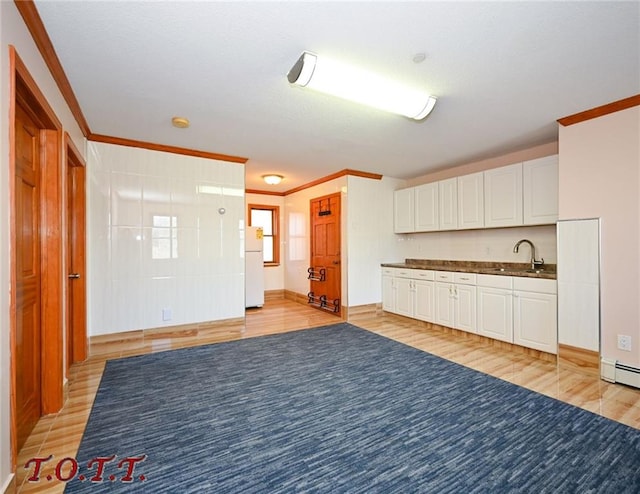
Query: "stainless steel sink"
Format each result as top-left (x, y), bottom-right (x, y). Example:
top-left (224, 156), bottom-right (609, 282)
top-left (492, 267), bottom-right (546, 274)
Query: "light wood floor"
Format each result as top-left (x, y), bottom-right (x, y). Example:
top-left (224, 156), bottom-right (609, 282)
top-left (13, 299), bottom-right (640, 493)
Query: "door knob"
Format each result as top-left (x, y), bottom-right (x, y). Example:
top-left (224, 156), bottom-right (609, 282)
top-left (68, 273), bottom-right (81, 279)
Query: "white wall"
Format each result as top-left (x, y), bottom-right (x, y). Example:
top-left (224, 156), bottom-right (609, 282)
top-left (245, 193), bottom-right (285, 291)
top-left (1, 2), bottom-right (86, 489)
top-left (87, 142), bottom-right (245, 335)
top-left (558, 105), bottom-right (640, 367)
top-left (347, 175), bottom-right (404, 306)
top-left (399, 225), bottom-right (557, 264)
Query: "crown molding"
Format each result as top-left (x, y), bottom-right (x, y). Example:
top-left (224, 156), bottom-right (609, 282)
top-left (88, 133), bottom-right (248, 163)
top-left (14, 0), bottom-right (91, 136)
top-left (557, 94), bottom-right (640, 126)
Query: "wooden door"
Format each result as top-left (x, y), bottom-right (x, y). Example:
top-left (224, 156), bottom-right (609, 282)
top-left (66, 138), bottom-right (87, 373)
top-left (15, 102), bottom-right (42, 452)
top-left (310, 193), bottom-right (341, 315)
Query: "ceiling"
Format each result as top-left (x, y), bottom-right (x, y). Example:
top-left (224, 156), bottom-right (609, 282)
top-left (33, 1), bottom-right (639, 193)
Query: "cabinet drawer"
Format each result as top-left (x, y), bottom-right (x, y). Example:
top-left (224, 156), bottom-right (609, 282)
top-left (454, 272), bottom-right (476, 285)
top-left (382, 268), bottom-right (399, 277)
top-left (395, 269), bottom-right (416, 279)
top-left (477, 274), bottom-right (513, 289)
top-left (513, 277), bottom-right (557, 294)
top-left (435, 271), bottom-right (454, 282)
top-left (411, 270), bottom-right (435, 281)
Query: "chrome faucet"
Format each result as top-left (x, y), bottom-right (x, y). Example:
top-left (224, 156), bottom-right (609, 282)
top-left (513, 239), bottom-right (544, 270)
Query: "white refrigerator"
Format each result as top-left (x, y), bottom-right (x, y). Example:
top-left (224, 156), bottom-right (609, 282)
top-left (245, 226), bottom-right (265, 308)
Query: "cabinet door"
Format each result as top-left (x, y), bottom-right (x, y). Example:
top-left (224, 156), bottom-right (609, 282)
top-left (435, 282), bottom-right (455, 327)
top-left (414, 182), bottom-right (439, 232)
top-left (394, 277), bottom-right (413, 318)
top-left (484, 163), bottom-right (523, 227)
top-left (394, 188), bottom-right (414, 233)
top-left (382, 275), bottom-right (395, 313)
top-left (477, 286), bottom-right (513, 343)
top-left (514, 291), bottom-right (557, 354)
top-left (454, 284), bottom-right (477, 333)
top-left (414, 279), bottom-right (435, 322)
top-left (438, 178), bottom-right (458, 230)
top-left (523, 155), bottom-right (558, 225)
top-left (457, 172), bottom-right (484, 230)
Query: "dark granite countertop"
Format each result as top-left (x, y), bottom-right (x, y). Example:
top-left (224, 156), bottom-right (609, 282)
top-left (381, 259), bottom-right (557, 280)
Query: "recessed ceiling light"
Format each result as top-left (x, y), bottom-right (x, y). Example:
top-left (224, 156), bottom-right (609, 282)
top-left (172, 116), bottom-right (190, 128)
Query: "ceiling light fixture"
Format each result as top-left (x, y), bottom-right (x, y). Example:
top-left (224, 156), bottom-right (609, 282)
top-left (172, 116), bottom-right (190, 128)
top-left (287, 51), bottom-right (437, 120)
top-left (262, 174), bottom-right (284, 185)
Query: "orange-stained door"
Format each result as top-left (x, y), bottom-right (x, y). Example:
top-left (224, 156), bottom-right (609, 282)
top-left (15, 102), bottom-right (42, 452)
top-left (66, 152), bottom-right (87, 373)
top-left (310, 193), bottom-right (341, 315)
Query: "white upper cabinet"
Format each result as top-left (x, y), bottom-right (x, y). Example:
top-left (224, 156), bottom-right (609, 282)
top-left (394, 188), bottom-right (414, 233)
top-left (457, 172), bottom-right (484, 229)
top-left (393, 155), bottom-right (558, 233)
top-left (439, 178), bottom-right (458, 230)
top-left (484, 162), bottom-right (523, 227)
top-left (523, 155), bottom-right (559, 225)
top-left (414, 182), bottom-right (439, 232)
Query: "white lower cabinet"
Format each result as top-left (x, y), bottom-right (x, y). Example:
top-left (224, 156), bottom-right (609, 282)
top-left (435, 278), bottom-right (455, 327)
top-left (394, 276), bottom-right (413, 318)
top-left (435, 271), bottom-right (477, 333)
top-left (477, 275), bottom-right (513, 343)
top-left (414, 278), bottom-right (436, 322)
top-left (382, 268), bottom-right (435, 322)
top-left (382, 272), bottom-right (395, 312)
top-left (383, 268), bottom-right (557, 354)
top-left (477, 274), bottom-right (557, 353)
top-left (513, 277), bottom-right (557, 353)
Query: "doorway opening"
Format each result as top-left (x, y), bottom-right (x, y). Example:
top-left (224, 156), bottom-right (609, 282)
top-left (65, 133), bottom-right (87, 374)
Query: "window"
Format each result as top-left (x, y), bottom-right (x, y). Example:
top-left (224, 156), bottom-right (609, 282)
top-left (152, 215), bottom-right (178, 259)
top-left (248, 204), bottom-right (280, 265)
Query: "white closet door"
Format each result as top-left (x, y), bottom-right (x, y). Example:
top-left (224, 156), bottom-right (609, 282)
top-left (557, 219), bottom-right (600, 352)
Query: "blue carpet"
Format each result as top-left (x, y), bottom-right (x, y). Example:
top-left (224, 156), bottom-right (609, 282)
top-left (65, 323), bottom-right (640, 493)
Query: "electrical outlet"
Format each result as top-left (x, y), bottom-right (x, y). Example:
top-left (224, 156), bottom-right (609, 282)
top-left (162, 308), bottom-right (172, 321)
top-left (617, 334), bottom-right (632, 352)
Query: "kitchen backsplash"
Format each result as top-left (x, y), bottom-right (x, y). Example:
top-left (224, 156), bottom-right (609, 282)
top-left (397, 224), bottom-right (557, 263)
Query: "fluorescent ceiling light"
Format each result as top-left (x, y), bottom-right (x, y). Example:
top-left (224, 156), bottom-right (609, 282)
top-left (287, 51), bottom-right (437, 120)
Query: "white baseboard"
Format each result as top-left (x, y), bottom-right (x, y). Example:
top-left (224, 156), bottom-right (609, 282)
top-left (1, 473), bottom-right (15, 494)
top-left (601, 357), bottom-right (640, 389)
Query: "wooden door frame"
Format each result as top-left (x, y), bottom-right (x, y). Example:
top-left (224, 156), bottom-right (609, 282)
top-left (65, 132), bottom-right (87, 372)
top-left (9, 46), bottom-right (64, 466)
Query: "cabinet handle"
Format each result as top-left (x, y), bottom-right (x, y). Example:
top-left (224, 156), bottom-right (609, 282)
top-left (460, 277), bottom-right (469, 281)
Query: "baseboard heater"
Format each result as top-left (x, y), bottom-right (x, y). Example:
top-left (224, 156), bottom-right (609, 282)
top-left (601, 358), bottom-right (640, 389)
